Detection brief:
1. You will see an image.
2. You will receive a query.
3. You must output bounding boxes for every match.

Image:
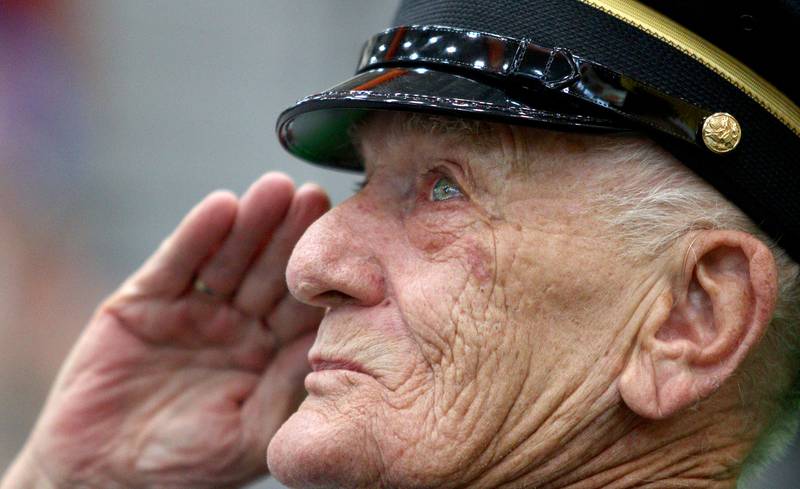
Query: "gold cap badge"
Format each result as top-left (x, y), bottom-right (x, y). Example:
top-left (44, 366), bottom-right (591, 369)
top-left (702, 112), bottom-right (741, 153)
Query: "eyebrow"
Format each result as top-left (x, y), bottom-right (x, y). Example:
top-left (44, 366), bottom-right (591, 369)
top-left (349, 112), bottom-right (499, 166)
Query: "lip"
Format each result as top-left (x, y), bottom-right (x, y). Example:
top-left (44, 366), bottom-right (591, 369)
top-left (309, 355), bottom-right (369, 375)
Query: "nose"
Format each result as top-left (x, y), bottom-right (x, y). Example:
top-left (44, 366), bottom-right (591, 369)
top-left (286, 197), bottom-right (387, 308)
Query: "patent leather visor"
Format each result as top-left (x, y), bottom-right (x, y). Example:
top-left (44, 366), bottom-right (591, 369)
top-left (277, 25), bottom-right (715, 170)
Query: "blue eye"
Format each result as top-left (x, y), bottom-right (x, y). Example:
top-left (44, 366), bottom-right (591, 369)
top-left (431, 176), bottom-right (463, 201)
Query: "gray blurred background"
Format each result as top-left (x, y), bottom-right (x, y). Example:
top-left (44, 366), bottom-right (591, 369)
top-left (0, 1), bottom-right (796, 488)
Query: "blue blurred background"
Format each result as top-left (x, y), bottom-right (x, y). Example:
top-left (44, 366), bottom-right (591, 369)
top-left (0, 1), bottom-right (796, 488)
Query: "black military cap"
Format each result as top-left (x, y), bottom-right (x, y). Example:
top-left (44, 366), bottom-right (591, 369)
top-left (276, 0), bottom-right (800, 262)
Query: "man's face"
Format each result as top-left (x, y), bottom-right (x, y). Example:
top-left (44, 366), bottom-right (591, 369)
top-left (268, 114), bottom-right (649, 488)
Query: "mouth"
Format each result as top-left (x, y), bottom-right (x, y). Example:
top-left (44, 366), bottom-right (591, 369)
top-left (309, 356), bottom-right (369, 375)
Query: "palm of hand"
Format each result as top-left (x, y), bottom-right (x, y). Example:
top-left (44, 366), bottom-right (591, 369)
top-left (27, 175), bottom-right (329, 489)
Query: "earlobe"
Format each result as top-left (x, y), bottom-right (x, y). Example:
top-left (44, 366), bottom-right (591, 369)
top-left (619, 231), bottom-right (778, 420)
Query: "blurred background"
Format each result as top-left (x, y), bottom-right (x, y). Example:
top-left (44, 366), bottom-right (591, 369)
top-left (0, 1), bottom-right (796, 488)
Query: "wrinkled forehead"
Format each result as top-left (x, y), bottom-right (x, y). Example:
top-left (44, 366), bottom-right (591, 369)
top-left (349, 112), bottom-right (501, 166)
top-left (349, 111), bottom-right (654, 178)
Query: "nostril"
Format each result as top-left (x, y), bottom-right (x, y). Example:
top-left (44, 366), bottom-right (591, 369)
top-left (314, 290), bottom-right (358, 306)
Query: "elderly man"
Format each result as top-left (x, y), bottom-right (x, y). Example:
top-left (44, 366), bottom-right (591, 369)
top-left (3, 0), bottom-right (799, 488)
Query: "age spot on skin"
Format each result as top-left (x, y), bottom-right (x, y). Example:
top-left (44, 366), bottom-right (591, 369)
top-left (465, 239), bottom-right (494, 285)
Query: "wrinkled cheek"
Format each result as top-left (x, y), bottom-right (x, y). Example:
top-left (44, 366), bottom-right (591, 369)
top-left (400, 245), bottom-right (497, 378)
top-left (400, 212), bottom-right (499, 367)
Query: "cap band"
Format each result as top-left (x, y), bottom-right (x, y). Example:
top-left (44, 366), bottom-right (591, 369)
top-left (359, 25), bottom-right (715, 147)
top-left (578, 0), bottom-right (800, 137)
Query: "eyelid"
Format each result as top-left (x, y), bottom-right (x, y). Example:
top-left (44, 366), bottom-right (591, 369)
top-left (437, 158), bottom-right (474, 190)
top-left (428, 161), bottom-right (470, 196)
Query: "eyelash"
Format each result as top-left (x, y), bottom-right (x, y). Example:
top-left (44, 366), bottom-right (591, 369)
top-left (353, 177), bottom-right (368, 193)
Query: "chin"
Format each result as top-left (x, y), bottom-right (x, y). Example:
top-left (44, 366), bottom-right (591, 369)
top-left (267, 402), bottom-right (375, 489)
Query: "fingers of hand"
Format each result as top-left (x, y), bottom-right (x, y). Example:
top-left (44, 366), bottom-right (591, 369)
top-left (129, 191), bottom-right (238, 297)
top-left (124, 174), bottom-right (329, 351)
top-left (194, 173), bottom-right (295, 299)
top-left (241, 331), bottom-right (316, 451)
top-left (233, 183), bottom-right (330, 317)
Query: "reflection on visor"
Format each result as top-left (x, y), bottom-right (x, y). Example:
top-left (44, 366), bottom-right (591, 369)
top-left (281, 108), bottom-right (368, 167)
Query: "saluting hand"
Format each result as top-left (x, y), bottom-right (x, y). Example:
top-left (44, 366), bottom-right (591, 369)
top-left (3, 173), bottom-right (329, 489)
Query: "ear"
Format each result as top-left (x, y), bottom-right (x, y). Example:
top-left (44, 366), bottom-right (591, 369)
top-left (619, 230), bottom-right (778, 419)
